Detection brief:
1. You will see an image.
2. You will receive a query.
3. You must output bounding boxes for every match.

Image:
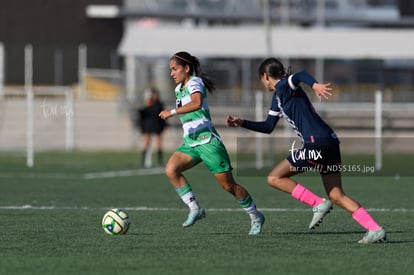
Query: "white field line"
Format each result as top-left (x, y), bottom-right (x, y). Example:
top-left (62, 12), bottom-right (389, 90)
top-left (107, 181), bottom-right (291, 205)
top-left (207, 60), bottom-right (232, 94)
top-left (83, 167), bottom-right (165, 179)
top-left (0, 168), bottom-right (165, 180)
top-left (0, 205), bottom-right (413, 213)
top-left (0, 173), bottom-right (79, 179)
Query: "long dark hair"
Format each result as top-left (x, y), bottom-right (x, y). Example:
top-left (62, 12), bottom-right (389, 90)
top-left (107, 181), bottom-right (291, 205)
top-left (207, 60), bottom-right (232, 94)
top-left (258, 58), bottom-right (293, 80)
top-left (170, 51), bottom-right (216, 93)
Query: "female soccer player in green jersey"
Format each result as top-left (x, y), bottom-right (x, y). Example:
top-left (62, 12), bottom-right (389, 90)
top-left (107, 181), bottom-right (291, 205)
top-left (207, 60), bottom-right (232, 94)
top-left (159, 51), bottom-right (265, 235)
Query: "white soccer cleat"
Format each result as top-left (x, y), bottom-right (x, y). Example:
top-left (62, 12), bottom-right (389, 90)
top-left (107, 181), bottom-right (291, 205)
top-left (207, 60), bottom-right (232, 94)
top-left (309, 199), bottom-right (333, 229)
top-left (249, 211), bottom-right (265, 235)
top-left (358, 227), bottom-right (387, 244)
top-left (182, 208), bottom-right (206, 228)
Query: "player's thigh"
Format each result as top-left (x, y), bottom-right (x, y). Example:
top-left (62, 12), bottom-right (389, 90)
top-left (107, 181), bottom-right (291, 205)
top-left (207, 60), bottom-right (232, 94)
top-left (198, 138), bottom-right (232, 174)
top-left (268, 158), bottom-right (299, 179)
top-left (321, 172), bottom-right (347, 200)
top-left (166, 151), bottom-right (199, 175)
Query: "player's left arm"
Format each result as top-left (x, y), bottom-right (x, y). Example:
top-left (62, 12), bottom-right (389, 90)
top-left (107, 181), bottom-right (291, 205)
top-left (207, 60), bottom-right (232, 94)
top-left (289, 71), bottom-right (332, 102)
top-left (176, 92), bottom-right (203, 114)
top-left (312, 82), bottom-right (332, 102)
top-left (159, 92), bottom-right (202, 120)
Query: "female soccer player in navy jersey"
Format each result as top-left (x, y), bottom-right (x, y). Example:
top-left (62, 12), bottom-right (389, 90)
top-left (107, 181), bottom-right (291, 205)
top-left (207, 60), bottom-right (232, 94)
top-left (227, 58), bottom-right (386, 244)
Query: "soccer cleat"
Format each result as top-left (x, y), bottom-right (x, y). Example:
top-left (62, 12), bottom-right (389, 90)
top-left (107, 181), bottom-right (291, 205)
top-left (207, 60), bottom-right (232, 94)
top-left (358, 227), bottom-right (386, 244)
top-left (249, 212), bottom-right (265, 235)
top-left (182, 208), bottom-right (205, 228)
top-left (309, 199), bottom-right (333, 229)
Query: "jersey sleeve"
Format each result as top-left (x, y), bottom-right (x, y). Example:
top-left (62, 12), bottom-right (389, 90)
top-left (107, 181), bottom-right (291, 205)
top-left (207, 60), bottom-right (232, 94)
top-left (187, 77), bottom-right (204, 95)
top-left (287, 71), bottom-right (317, 90)
top-left (241, 93), bottom-right (281, 134)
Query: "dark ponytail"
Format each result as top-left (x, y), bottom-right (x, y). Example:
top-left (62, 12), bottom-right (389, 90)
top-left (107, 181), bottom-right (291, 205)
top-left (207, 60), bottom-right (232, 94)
top-left (171, 51), bottom-right (216, 93)
top-left (258, 58), bottom-right (292, 80)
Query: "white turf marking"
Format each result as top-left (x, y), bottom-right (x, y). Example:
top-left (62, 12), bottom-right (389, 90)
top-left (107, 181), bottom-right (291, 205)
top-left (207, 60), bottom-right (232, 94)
top-left (0, 205), bottom-right (413, 213)
top-left (0, 168), bottom-right (165, 180)
top-left (0, 172), bottom-right (78, 179)
top-left (83, 167), bottom-right (165, 179)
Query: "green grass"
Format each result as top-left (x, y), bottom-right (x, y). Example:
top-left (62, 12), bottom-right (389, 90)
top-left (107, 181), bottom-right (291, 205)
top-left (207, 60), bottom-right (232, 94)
top-left (0, 151), bottom-right (413, 275)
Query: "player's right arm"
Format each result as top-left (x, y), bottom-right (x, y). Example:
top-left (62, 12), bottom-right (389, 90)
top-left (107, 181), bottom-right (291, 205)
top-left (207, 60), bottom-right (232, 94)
top-left (227, 113), bottom-right (279, 134)
top-left (227, 93), bottom-right (281, 134)
top-left (239, 112), bottom-right (280, 134)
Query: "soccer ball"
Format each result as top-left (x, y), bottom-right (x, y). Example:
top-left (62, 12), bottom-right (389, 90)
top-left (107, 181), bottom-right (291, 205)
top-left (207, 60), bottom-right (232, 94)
top-left (102, 208), bottom-right (130, 235)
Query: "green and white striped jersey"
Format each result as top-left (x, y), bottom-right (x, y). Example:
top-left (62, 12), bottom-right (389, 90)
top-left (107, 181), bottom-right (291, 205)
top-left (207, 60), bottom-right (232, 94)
top-left (174, 76), bottom-right (220, 147)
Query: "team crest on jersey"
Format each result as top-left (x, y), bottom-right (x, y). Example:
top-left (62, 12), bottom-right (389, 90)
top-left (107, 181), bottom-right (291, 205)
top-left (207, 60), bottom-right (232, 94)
top-left (199, 134), bottom-right (209, 140)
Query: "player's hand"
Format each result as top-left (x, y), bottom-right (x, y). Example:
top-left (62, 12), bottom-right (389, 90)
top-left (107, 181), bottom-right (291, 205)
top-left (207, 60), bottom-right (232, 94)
top-left (159, 110), bottom-right (173, 120)
top-left (312, 82), bottom-right (333, 102)
top-left (226, 116), bottom-right (243, 127)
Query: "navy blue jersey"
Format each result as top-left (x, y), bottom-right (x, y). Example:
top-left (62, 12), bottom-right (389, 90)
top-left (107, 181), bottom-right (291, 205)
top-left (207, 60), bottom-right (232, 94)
top-left (242, 71), bottom-right (339, 146)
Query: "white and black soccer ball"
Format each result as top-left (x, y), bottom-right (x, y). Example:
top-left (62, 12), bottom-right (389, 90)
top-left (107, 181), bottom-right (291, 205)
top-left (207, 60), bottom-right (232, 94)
top-left (102, 208), bottom-right (130, 235)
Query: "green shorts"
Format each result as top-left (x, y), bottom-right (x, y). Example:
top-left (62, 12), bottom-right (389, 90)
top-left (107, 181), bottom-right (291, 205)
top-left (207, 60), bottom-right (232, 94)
top-left (177, 137), bottom-right (232, 174)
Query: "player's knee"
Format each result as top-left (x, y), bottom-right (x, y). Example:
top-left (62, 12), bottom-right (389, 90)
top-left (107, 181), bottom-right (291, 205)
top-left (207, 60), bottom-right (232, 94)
top-left (327, 191), bottom-right (345, 205)
top-left (221, 182), bottom-right (235, 193)
top-left (267, 175), bottom-right (283, 188)
top-left (164, 163), bottom-right (178, 179)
